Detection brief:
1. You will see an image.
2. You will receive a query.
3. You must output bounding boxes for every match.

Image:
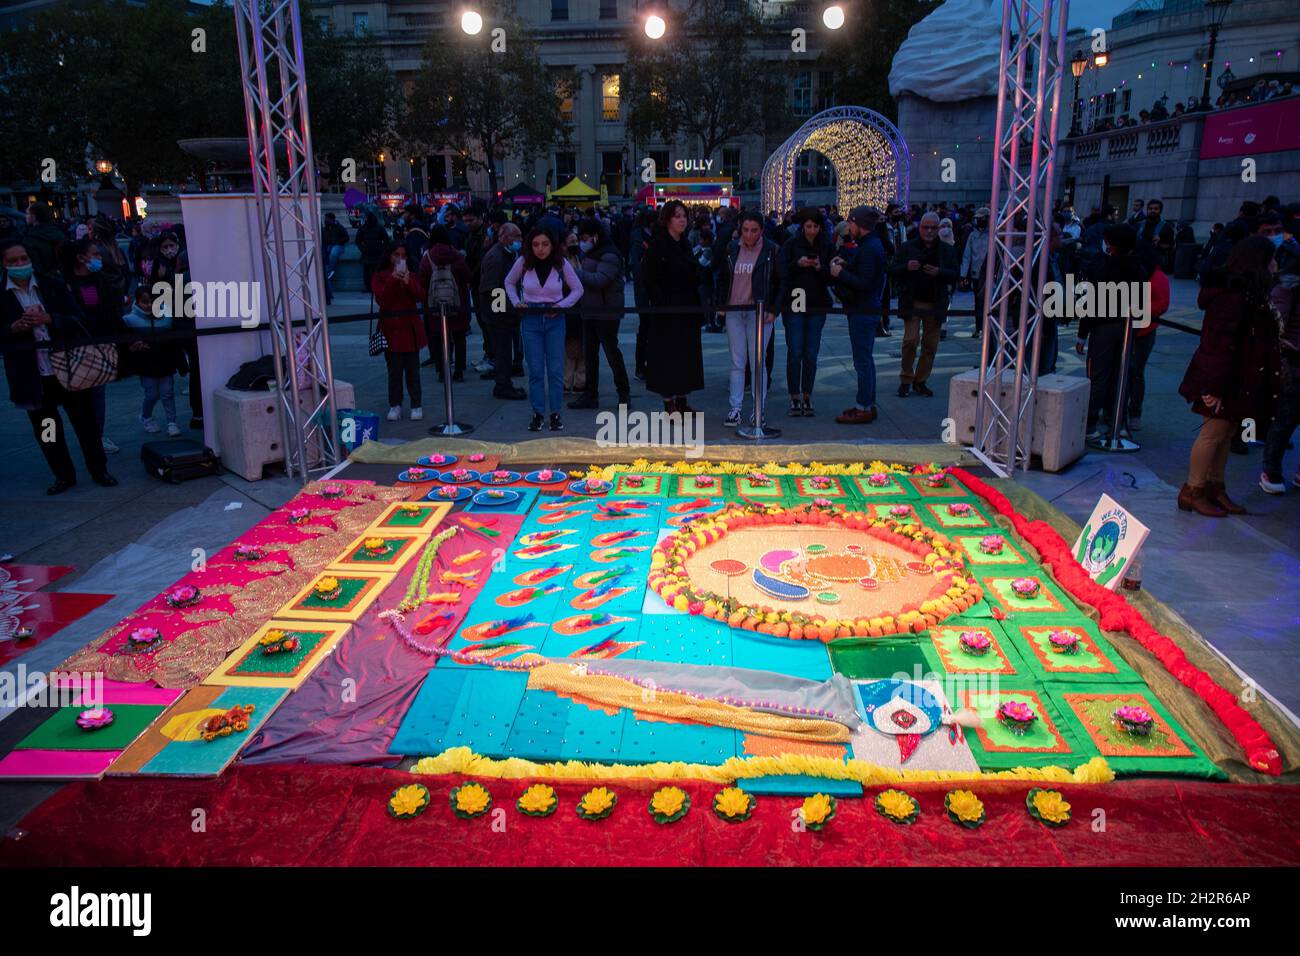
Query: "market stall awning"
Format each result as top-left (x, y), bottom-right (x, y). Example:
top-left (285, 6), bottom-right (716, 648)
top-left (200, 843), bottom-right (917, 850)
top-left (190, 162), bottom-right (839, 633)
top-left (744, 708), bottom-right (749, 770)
top-left (547, 177), bottom-right (601, 202)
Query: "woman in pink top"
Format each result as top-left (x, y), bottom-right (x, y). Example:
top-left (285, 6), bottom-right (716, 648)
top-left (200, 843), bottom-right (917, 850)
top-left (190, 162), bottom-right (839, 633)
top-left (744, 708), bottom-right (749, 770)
top-left (503, 228), bottom-right (584, 431)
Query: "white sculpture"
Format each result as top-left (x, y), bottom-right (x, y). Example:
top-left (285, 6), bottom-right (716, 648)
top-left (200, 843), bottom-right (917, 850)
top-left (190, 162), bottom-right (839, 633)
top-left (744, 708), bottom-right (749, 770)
top-left (888, 0), bottom-right (1004, 102)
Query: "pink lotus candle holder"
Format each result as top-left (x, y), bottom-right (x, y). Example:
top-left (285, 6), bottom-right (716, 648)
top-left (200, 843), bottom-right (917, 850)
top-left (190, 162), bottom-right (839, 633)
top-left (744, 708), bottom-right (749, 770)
top-left (164, 585), bottom-right (200, 608)
top-left (406, 467), bottom-right (430, 481)
top-left (624, 475), bottom-right (645, 487)
top-left (694, 475), bottom-right (715, 487)
top-left (979, 534), bottom-right (1005, 555)
top-left (997, 700), bottom-right (1038, 736)
top-left (808, 476), bottom-right (832, 489)
top-left (536, 469), bottom-right (556, 481)
top-left (867, 472), bottom-right (892, 487)
top-left (889, 505), bottom-right (912, 518)
top-left (76, 708), bottom-right (115, 731)
top-left (467, 453), bottom-right (486, 463)
top-left (958, 630), bottom-right (992, 656)
top-left (1048, 630), bottom-right (1081, 654)
top-left (128, 626), bottom-right (162, 648)
top-left (926, 471), bottom-right (949, 488)
top-left (321, 483), bottom-right (346, 499)
top-left (1113, 705), bottom-right (1155, 736)
top-left (947, 502), bottom-right (973, 517)
top-left (1011, 577), bottom-right (1040, 599)
top-left (288, 507), bottom-right (312, 525)
top-left (428, 454), bottom-right (449, 465)
top-left (233, 545), bottom-right (265, 561)
top-left (747, 472), bottom-right (772, 486)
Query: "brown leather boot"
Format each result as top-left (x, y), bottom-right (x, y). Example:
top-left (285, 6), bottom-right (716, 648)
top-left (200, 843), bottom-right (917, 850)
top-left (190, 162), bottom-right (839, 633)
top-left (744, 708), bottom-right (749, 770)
top-left (1206, 480), bottom-right (1247, 514)
top-left (1178, 483), bottom-right (1226, 517)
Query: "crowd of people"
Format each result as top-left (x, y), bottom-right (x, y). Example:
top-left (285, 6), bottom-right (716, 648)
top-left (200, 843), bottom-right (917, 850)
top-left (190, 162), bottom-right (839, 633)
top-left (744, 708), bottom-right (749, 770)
top-left (1078, 81), bottom-right (1296, 137)
top-left (3, 190), bottom-right (1298, 515)
top-left (1, 206), bottom-right (200, 494)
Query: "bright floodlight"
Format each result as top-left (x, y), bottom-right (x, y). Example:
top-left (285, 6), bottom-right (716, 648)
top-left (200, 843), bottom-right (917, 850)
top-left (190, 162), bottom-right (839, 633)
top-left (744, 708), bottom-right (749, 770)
top-left (644, 14), bottom-right (666, 39)
top-left (461, 10), bottom-right (483, 34)
top-left (822, 5), bottom-right (845, 29)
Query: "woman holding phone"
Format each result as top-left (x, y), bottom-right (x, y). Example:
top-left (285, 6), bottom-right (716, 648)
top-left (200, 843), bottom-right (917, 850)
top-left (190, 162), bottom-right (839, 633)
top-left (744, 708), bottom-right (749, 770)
top-left (504, 227), bottom-right (585, 432)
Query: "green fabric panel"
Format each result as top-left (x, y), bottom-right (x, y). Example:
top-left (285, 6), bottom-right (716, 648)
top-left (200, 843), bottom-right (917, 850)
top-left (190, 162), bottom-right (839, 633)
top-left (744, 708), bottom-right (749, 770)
top-left (343, 537), bottom-right (414, 564)
top-left (959, 682), bottom-right (1098, 770)
top-left (827, 636), bottom-right (931, 681)
top-left (298, 575), bottom-right (369, 609)
top-left (1008, 622), bottom-right (1141, 685)
top-left (230, 629), bottom-right (332, 677)
top-left (17, 704), bottom-right (166, 752)
top-left (948, 534), bottom-right (1030, 566)
top-left (611, 473), bottom-right (673, 497)
top-left (732, 474), bottom-right (789, 499)
top-left (927, 623), bottom-right (1029, 678)
top-left (1045, 683), bottom-right (1225, 780)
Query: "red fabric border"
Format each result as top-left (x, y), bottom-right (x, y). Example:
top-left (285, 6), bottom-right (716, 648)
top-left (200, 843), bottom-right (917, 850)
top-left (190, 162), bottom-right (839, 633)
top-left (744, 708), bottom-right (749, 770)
top-left (2, 763), bottom-right (1297, 866)
top-left (947, 466), bottom-right (1282, 776)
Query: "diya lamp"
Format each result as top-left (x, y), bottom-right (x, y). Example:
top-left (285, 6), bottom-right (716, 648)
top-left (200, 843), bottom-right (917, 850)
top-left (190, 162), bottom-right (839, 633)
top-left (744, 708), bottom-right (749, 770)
top-left (1113, 705), bottom-right (1155, 737)
top-left (165, 585), bottom-right (200, 608)
top-left (948, 502), bottom-right (973, 517)
top-left (958, 630), bottom-right (992, 656)
top-left (867, 472), bottom-right (892, 487)
top-left (75, 709), bottom-right (115, 731)
top-left (1048, 630), bottom-right (1081, 654)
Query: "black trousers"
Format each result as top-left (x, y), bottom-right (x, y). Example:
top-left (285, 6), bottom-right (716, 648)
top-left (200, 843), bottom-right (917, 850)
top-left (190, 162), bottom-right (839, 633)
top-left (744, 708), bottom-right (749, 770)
top-left (384, 351), bottom-right (421, 407)
top-left (184, 340), bottom-right (203, 419)
top-left (482, 313), bottom-right (522, 388)
top-left (26, 375), bottom-right (108, 483)
top-left (1085, 322), bottom-right (1126, 431)
top-left (581, 319), bottom-right (631, 400)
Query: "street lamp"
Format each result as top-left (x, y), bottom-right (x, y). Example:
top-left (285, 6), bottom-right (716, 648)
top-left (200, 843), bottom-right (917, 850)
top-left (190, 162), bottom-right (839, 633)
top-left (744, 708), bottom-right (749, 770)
top-left (822, 4), bottom-right (845, 29)
top-left (461, 9), bottom-right (483, 35)
top-left (1069, 50), bottom-right (1088, 136)
top-left (644, 13), bottom-right (666, 39)
top-left (1200, 0), bottom-right (1233, 110)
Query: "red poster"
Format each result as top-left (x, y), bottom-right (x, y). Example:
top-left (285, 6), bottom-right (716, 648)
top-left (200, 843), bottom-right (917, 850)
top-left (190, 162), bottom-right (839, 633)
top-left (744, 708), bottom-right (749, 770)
top-left (1199, 97), bottom-right (1300, 159)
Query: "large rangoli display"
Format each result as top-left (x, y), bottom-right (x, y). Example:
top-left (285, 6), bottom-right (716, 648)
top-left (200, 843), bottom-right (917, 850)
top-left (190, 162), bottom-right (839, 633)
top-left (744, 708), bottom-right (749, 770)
top-left (1, 458), bottom-right (1288, 860)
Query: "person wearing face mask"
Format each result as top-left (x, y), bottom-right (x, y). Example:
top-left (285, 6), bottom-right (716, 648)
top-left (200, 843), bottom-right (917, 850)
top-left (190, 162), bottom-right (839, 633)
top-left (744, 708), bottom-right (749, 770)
top-left (122, 286), bottom-right (186, 437)
top-left (372, 243), bottom-right (428, 422)
top-left (147, 231), bottom-right (203, 430)
top-left (888, 212), bottom-right (958, 397)
top-left (959, 207), bottom-right (991, 337)
top-left (569, 218), bottom-right (629, 410)
top-left (61, 238), bottom-right (127, 454)
top-left (1, 239), bottom-right (117, 493)
top-left (1178, 236), bottom-right (1282, 516)
top-left (478, 222), bottom-right (527, 400)
top-left (20, 203), bottom-right (66, 276)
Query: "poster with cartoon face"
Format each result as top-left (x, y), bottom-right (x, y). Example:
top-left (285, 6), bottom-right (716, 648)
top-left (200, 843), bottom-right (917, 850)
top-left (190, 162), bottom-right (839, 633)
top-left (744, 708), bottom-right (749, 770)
top-left (1072, 494), bottom-right (1149, 591)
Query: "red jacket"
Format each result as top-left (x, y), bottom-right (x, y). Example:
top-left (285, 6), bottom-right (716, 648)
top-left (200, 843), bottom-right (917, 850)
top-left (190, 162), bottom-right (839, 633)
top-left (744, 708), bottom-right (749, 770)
top-left (418, 244), bottom-right (472, 333)
top-left (1137, 265), bottom-right (1170, 337)
top-left (371, 267), bottom-right (427, 353)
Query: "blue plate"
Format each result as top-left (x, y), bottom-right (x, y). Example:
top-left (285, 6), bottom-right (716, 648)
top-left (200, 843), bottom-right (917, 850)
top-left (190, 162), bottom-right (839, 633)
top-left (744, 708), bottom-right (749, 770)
top-left (525, 470), bottom-right (568, 484)
top-left (439, 469), bottom-right (480, 484)
top-left (471, 489), bottom-right (521, 507)
top-left (426, 484), bottom-right (472, 502)
top-left (568, 479), bottom-right (611, 496)
top-left (397, 469), bottom-right (437, 483)
top-left (416, 453), bottom-right (458, 467)
top-left (481, 469), bottom-right (522, 485)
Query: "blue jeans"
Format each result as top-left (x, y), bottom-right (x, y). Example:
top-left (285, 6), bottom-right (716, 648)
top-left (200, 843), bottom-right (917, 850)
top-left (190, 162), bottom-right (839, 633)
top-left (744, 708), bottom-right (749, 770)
top-left (324, 244), bottom-right (344, 301)
top-left (783, 312), bottom-right (826, 396)
top-left (846, 313), bottom-right (879, 410)
top-left (521, 311), bottom-right (566, 415)
top-left (141, 375), bottom-right (177, 423)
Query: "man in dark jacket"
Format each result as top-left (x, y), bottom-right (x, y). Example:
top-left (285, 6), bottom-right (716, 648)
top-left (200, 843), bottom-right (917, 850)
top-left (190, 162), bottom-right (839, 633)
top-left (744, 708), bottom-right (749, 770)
top-left (569, 219), bottom-right (629, 409)
top-left (830, 205), bottom-right (887, 423)
top-left (1, 239), bottom-right (116, 493)
top-left (887, 212), bottom-right (959, 397)
top-left (477, 222), bottom-right (526, 399)
top-left (1076, 224), bottom-right (1145, 439)
top-left (21, 204), bottom-right (66, 276)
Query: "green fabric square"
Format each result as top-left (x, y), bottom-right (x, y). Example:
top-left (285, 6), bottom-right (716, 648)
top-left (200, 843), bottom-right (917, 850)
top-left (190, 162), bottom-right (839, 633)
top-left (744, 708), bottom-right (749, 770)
top-left (929, 624), bottom-right (1027, 676)
top-left (383, 507), bottom-right (436, 528)
top-left (230, 629), bottom-right (332, 677)
top-left (850, 474), bottom-right (914, 499)
top-left (828, 637), bottom-right (931, 680)
top-left (1010, 623), bottom-right (1140, 684)
top-left (960, 683), bottom-right (1097, 770)
top-left (1044, 683), bottom-right (1224, 779)
top-left (675, 474), bottom-right (726, 497)
top-left (613, 473), bottom-right (669, 496)
top-left (922, 502), bottom-right (995, 531)
top-left (734, 475), bottom-right (785, 497)
top-left (953, 535), bottom-right (1029, 565)
top-left (346, 537), bottom-right (411, 563)
top-left (16, 704), bottom-right (165, 751)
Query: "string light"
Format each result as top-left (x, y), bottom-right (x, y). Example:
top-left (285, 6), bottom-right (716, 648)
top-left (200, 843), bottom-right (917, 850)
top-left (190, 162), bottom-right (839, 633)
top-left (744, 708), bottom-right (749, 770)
top-left (762, 110), bottom-right (906, 214)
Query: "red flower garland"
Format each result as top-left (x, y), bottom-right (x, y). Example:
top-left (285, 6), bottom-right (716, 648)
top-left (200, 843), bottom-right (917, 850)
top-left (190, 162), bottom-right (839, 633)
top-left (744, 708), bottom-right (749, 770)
top-left (949, 467), bottom-right (1281, 776)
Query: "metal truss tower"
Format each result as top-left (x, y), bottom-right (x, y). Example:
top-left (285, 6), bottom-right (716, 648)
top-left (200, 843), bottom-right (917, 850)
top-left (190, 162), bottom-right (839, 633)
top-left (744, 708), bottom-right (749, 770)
top-left (973, 0), bottom-right (1070, 476)
top-left (233, 0), bottom-right (339, 481)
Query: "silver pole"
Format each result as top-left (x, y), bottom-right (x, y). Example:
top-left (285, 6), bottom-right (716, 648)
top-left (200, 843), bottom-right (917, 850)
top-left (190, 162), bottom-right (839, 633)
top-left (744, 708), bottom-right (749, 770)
top-left (428, 302), bottom-right (474, 436)
top-left (1092, 317), bottom-right (1140, 453)
top-left (736, 302), bottom-right (780, 440)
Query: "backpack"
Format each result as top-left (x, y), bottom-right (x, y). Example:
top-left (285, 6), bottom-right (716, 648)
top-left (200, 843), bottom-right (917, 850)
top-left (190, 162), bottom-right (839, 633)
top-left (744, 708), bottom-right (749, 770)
top-left (427, 260), bottom-right (461, 312)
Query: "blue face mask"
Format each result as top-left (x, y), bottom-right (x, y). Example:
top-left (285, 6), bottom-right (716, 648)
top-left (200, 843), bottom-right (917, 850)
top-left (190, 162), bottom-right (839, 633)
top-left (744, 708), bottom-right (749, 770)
top-left (579, 240), bottom-right (594, 254)
top-left (7, 264), bottom-right (33, 281)
top-left (1271, 234), bottom-right (1285, 248)
top-left (508, 240), bottom-right (522, 253)
top-left (86, 257), bottom-right (103, 273)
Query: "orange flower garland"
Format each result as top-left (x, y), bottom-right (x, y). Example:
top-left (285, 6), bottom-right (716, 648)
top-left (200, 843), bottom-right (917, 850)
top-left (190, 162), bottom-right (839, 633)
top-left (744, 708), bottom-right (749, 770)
top-left (647, 503), bottom-right (983, 641)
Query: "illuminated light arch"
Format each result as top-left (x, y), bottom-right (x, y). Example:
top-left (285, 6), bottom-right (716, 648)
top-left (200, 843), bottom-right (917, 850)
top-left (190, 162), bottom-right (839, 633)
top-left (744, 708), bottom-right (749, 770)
top-left (761, 106), bottom-right (910, 215)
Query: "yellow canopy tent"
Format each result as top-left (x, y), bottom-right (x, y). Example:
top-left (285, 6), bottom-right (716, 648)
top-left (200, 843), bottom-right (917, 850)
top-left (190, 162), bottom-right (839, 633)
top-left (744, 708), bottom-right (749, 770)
top-left (547, 176), bottom-right (601, 207)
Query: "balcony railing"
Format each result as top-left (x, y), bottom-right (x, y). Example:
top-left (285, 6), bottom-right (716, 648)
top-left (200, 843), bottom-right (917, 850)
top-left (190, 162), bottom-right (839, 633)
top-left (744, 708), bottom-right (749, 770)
top-left (1058, 114), bottom-right (1202, 167)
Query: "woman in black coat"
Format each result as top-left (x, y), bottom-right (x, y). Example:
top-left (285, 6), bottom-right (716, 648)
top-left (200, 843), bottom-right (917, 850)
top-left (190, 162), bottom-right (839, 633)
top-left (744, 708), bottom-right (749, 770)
top-left (1177, 235), bottom-right (1282, 516)
top-left (640, 200), bottom-right (703, 412)
top-left (777, 208), bottom-right (834, 416)
top-left (62, 238), bottom-right (127, 453)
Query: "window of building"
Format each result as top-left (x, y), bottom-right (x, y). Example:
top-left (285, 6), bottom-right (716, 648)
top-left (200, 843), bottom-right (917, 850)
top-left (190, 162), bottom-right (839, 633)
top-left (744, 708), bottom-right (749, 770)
top-left (599, 0), bottom-right (617, 19)
top-left (601, 73), bottom-right (621, 122)
top-left (1121, 89), bottom-right (1132, 115)
top-left (647, 149), bottom-right (669, 181)
top-left (451, 155), bottom-right (469, 187)
top-left (816, 71), bottom-right (835, 112)
top-left (555, 73), bottom-right (575, 124)
top-left (722, 147), bottom-right (741, 184)
top-left (410, 158), bottom-right (425, 195)
top-left (555, 152), bottom-right (577, 184)
top-left (352, 12), bottom-right (368, 37)
top-left (792, 72), bottom-right (812, 118)
top-left (601, 152), bottom-right (623, 195)
top-left (552, 0), bottom-right (569, 21)
top-left (427, 155), bottom-right (448, 190)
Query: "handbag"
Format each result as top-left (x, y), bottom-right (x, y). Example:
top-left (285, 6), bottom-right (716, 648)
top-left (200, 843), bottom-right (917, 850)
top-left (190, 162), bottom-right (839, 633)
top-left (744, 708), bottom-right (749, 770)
top-left (48, 319), bottom-right (118, 391)
top-left (368, 318), bottom-right (388, 357)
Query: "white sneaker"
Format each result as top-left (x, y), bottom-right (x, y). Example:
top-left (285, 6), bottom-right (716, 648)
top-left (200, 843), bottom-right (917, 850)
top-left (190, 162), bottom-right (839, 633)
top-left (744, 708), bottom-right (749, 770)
top-left (410, 407), bottom-right (423, 421)
top-left (141, 417), bottom-right (160, 434)
top-left (724, 409), bottom-right (741, 427)
top-left (1260, 472), bottom-right (1286, 495)
top-left (386, 406), bottom-right (401, 422)
top-left (102, 436), bottom-right (120, 454)
top-left (166, 422), bottom-right (182, 437)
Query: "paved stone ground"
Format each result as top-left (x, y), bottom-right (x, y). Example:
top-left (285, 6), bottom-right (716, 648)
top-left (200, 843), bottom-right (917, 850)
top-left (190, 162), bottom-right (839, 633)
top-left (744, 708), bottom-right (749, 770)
top-left (2, 279), bottom-right (1297, 715)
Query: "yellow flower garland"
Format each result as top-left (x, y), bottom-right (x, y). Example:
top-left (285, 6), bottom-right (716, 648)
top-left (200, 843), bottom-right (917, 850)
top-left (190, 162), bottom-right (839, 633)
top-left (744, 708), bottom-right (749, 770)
top-left (581, 460), bottom-right (942, 482)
